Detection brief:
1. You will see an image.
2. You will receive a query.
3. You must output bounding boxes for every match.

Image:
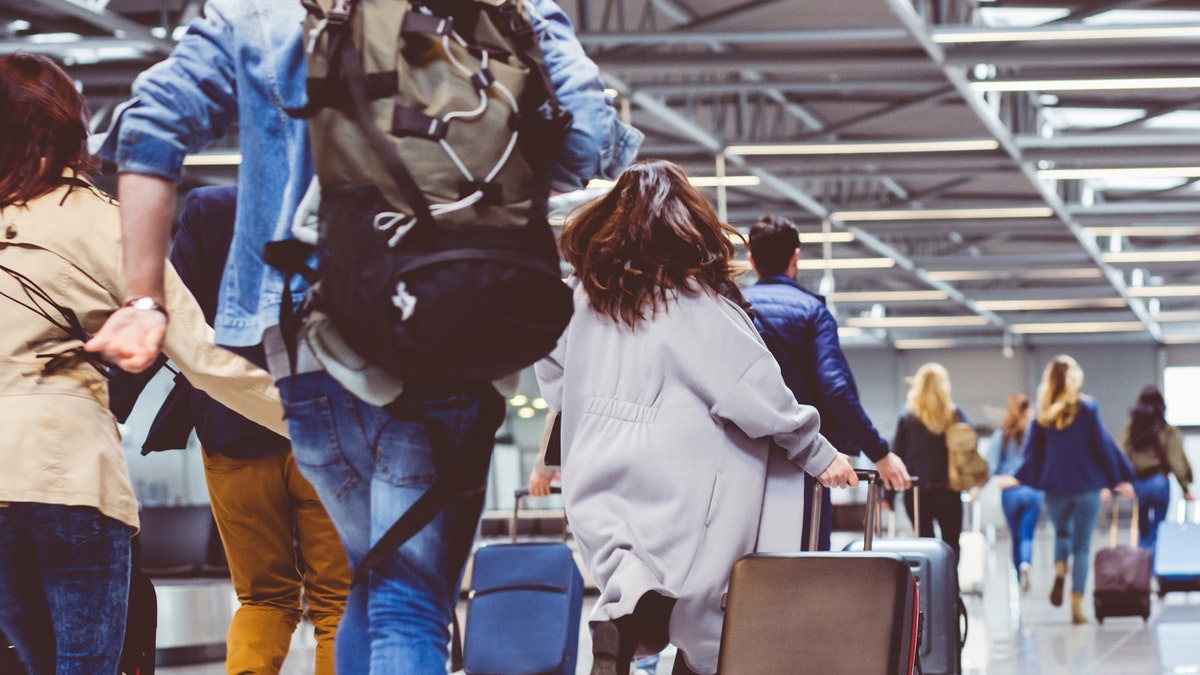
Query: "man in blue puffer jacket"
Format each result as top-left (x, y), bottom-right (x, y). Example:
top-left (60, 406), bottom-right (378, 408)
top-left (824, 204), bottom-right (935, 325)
top-left (745, 215), bottom-right (911, 550)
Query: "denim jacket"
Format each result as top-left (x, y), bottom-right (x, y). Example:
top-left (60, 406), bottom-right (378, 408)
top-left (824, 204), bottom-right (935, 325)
top-left (96, 0), bottom-right (642, 348)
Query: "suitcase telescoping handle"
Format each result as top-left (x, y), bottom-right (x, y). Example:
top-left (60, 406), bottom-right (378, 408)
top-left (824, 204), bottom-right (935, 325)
top-left (880, 475), bottom-right (921, 538)
top-left (511, 487), bottom-right (566, 543)
top-left (1108, 495), bottom-right (1140, 549)
top-left (809, 469), bottom-right (880, 552)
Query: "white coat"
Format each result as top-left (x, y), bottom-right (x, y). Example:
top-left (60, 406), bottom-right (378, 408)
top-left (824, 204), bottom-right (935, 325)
top-left (535, 280), bottom-right (838, 673)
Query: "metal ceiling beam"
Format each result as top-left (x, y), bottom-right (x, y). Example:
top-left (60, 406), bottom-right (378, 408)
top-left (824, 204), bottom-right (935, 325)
top-left (1069, 201), bottom-right (1200, 217)
top-left (604, 72), bottom-right (1009, 331)
top-left (592, 52), bottom-right (936, 74)
top-left (1016, 133), bottom-right (1200, 150)
top-left (6, 0), bottom-right (174, 56)
top-left (638, 80), bottom-right (942, 96)
top-left (943, 43), bottom-right (1200, 67)
top-left (576, 27), bottom-right (911, 46)
top-left (887, 0), bottom-right (1163, 341)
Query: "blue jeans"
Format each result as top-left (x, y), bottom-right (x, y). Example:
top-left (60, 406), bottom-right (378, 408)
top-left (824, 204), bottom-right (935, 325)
top-left (1131, 473), bottom-right (1170, 552)
top-left (1001, 485), bottom-right (1044, 570)
top-left (1043, 491), bottom-right (1102, 593)
top-left (277, 371), bottom-right (504, 674)
top-left (0, 503), bottom-right (132, 675)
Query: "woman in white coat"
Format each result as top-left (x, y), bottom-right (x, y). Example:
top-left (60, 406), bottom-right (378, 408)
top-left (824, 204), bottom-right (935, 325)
top-left (535, 160), bottom-right (857, 675)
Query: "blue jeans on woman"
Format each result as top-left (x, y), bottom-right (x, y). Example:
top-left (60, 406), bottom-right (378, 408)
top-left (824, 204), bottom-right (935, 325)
top-left (0, 503), bottom-right (132, 675)
top-left (1001, 485), bottom-right (1044, 571)
top-left (1043, 491), bottom-right (1102, 593)
top-left (276, 370), bottom-right (505, 675)
top-left (1131, 473), bottom-right (1170, 552)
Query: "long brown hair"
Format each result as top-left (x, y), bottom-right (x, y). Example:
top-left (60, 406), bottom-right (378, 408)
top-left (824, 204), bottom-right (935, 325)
top-left (558, 159), bottom-right (745, 327)
top-left (1036, 354), bottom-right (1082, 430)
top-left (907, 362), bottom-right (957, 435)
top-left (1000, 392), bottom-right (1031, 446)
top-left (0, 53), bottom-right (97, 208)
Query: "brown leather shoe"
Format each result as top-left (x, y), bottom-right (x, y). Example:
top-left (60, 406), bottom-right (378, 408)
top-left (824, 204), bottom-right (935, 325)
top-left (591, 621), bottom-right (622, 675)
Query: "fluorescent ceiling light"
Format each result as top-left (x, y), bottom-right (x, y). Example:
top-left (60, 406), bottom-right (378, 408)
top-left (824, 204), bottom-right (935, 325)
top-left (586, 176), bottom-right (761, 189)
top-left (1086, 227), bottom-right (1200, 237)
top-left (183, 153), bottom-right (242, 166)
top-left (725, 139), bottom-right (999, 156)
top-left (1010, 321), bottom-right (1145, 334)
top-left (1164, 335), bottom-right (1200, 345)
top-left (1040, 167), bottom-right (1200, 180)
top-left (831, 290), bottom-right (949, 302)
top-left (799, 232), bottom-right (855, 244)
top-left (1129, 285), bottom-right (1200, 297)
top-left (845, 316), bottom-right (990, 328)
top-left (837, 326), bottom-right (864, 338)
top-left (893, 338), bottom-right (960, 350)
top-left (933, 25), bottom-right (1200, 44)
top-left (971, 77), bottom-right (1200, 92)
top-left (1153, 311), bottom-right (1200, 323)
top-left (975, 298), bottom-right (1127, 311)
top-left (832, 206), bottom-right (1053, 221)
top-left (928, 268), bottom-right (1102, 281)
top-left (794, 258), bottom-right (895, 270)
top-left (1102, 250), bottom-right (1200, 263)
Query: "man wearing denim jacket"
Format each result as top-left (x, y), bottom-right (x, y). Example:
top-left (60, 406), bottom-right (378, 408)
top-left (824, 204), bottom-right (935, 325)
top-left (86, 0), bottom-right (642, 672)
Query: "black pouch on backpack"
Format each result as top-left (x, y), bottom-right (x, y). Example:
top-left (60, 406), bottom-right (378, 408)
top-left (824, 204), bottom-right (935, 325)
top-left (316, 183), bottom-right (572, 383)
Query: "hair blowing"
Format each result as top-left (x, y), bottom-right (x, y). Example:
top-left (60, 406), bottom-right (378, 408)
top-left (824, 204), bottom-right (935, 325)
top-left (1000, 392), bottom-right (1031, 446)
top-left (0, 53), bottom-right (97, 208)
top-left (1036, 354), bottom-right (1082, 431)
top-left (558, 159), bottom-right (745, 327)
top-left (1128, 384), bottom-right (1167, 451)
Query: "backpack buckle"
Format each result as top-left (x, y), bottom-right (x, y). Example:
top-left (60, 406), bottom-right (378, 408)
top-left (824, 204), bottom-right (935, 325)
top-left (496, 1), bottom-right (534, 44)
top-left (327, 0), bottom-right (353, 25)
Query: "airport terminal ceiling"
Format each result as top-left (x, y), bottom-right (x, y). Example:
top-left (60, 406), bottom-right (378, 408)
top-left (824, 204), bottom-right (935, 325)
top-left (3, 0), bottom-right (1200, 350)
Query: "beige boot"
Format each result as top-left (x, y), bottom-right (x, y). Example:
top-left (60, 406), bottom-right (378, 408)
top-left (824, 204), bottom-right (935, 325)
top-left (1071, 592), bottom-right (1088, 624)
top-left (1050, 561), bottom-right (1067, 607)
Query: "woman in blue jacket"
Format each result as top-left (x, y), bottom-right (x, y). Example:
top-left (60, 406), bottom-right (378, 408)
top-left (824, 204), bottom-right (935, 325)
top-left (1016, 355), bottom-right (1135, 624)
top-left (986, 393), bottom-right (1043, 593)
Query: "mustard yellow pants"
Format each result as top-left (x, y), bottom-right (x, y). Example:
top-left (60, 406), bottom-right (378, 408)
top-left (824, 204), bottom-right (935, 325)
top-left (204, 450), bottom-right (350, 675)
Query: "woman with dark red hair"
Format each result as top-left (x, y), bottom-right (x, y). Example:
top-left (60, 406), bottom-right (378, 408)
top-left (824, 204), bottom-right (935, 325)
top-left (0, 53), bottom-right (287, 674)
top-left (535, 159), bottom-right (858, 675)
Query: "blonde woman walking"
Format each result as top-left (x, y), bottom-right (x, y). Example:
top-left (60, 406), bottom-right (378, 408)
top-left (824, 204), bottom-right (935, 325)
top-left (892, 363), bottom-right (968, 555)
top-left (1016, 355), bottom-right (1135, 624)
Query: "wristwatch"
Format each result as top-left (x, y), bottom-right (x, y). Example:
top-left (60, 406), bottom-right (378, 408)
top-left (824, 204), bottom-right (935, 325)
top-left (124, 296), bottom-right (168, 318)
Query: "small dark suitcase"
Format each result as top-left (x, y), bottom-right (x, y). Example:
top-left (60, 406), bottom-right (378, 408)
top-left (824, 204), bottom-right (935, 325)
top-left (121, 538), bottom-right (158, 675)
top-left (718, 470), bottom-right (920, 675)
top-left (848, 479), bottom-right (963, 675)
top-left (1155, 502), bottom-right (1200, 596)
top-left (1094, 497), bottom-right (1151, 622)
top-left (462, 488), bottom-right (584, 675)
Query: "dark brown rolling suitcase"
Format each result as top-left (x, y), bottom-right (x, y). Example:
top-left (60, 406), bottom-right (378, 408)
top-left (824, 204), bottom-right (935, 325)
top-left (1093, 497), bottom-right (1152, 623)
top-left (718, 470), bottom-right (921, 674)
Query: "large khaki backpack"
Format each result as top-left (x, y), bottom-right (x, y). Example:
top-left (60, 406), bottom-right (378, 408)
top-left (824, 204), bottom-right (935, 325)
top-left (270, 0), bottom-right (575, 384)
top-left (946, 419), bottom-right (988, 492)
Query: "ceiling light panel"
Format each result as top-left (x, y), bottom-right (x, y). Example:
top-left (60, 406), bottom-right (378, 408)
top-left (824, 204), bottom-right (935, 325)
top-left (832, 207), bottom-right (1054, 221)
top-left (1128, 285), bottom-right (1200, 297)
top-left (831, 290), bottom-right (950, 302)
top-left (845, 316), bottom-right (991, 328)
top-left (934, 24), bottom-right (1200, 44)
top-left (1039, 167), bottom-right (1200, 180)
top-left (971, 77), bottom-right (1200, 92)
top-left (974, 298), bottom-right (1128, 311)
top-left (1102, 250), bottom-right (1200, 263)
top-left (1010, 321), bottom-right (1146, 334)
top-left (725, 139), bottom-right (1000, 156)
top-left (927, 268), bottom-right (1103, 281)
top-left (794, 258), bottom-right (896, 270)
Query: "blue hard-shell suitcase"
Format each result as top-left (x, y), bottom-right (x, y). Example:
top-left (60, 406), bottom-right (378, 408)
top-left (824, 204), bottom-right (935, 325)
top-left (464, 542), bottom-right (584, 675)
top-left (1154, 503), bottom-right (1200, 596)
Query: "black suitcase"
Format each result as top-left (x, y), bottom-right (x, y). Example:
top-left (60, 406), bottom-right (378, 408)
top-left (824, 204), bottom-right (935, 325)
top-left (848, 480), bottom-right (964, 675)
top-left (1094, 497), bottom-right (1151, 623)
top-left (120, 538), bottom-right (158, 675)
top-left (718, 470), bottom-right (920, 675)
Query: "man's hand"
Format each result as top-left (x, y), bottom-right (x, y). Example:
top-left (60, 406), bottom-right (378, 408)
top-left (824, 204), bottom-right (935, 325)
top-left (874, 452), bottom-right (911, 492)
top-left (85, 306), bottom-right (167, 373)
top-left (817, 453), bottom-right (860, 490)
top-left (1114, 482), bottom-right (1135, 499)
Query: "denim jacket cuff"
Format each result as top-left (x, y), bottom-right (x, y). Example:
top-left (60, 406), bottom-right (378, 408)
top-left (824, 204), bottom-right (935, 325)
top-left (113, 126), bottom-right (188, 183)
top-left (598, 120), bottom-right (644, 180)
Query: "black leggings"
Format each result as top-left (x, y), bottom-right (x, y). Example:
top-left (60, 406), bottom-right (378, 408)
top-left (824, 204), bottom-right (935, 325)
top-left (905, 487), bottom-right (963, 556)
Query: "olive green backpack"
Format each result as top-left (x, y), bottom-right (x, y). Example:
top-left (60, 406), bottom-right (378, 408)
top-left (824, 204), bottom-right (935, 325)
top-left (272, 0), bottom-right (575, 385)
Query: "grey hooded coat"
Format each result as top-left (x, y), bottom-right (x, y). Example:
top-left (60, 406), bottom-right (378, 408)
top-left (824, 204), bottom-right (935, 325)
top-left (535, 280), bottom-right (838, 673)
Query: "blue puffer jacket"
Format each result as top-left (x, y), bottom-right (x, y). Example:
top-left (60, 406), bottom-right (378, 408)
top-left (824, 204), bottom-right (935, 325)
top-left (744, 276), bottom-right (889, 461)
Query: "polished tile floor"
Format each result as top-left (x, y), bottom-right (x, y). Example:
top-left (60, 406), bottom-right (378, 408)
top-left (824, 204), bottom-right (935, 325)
top-left (160, 527), bottom-right (1200, 674)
